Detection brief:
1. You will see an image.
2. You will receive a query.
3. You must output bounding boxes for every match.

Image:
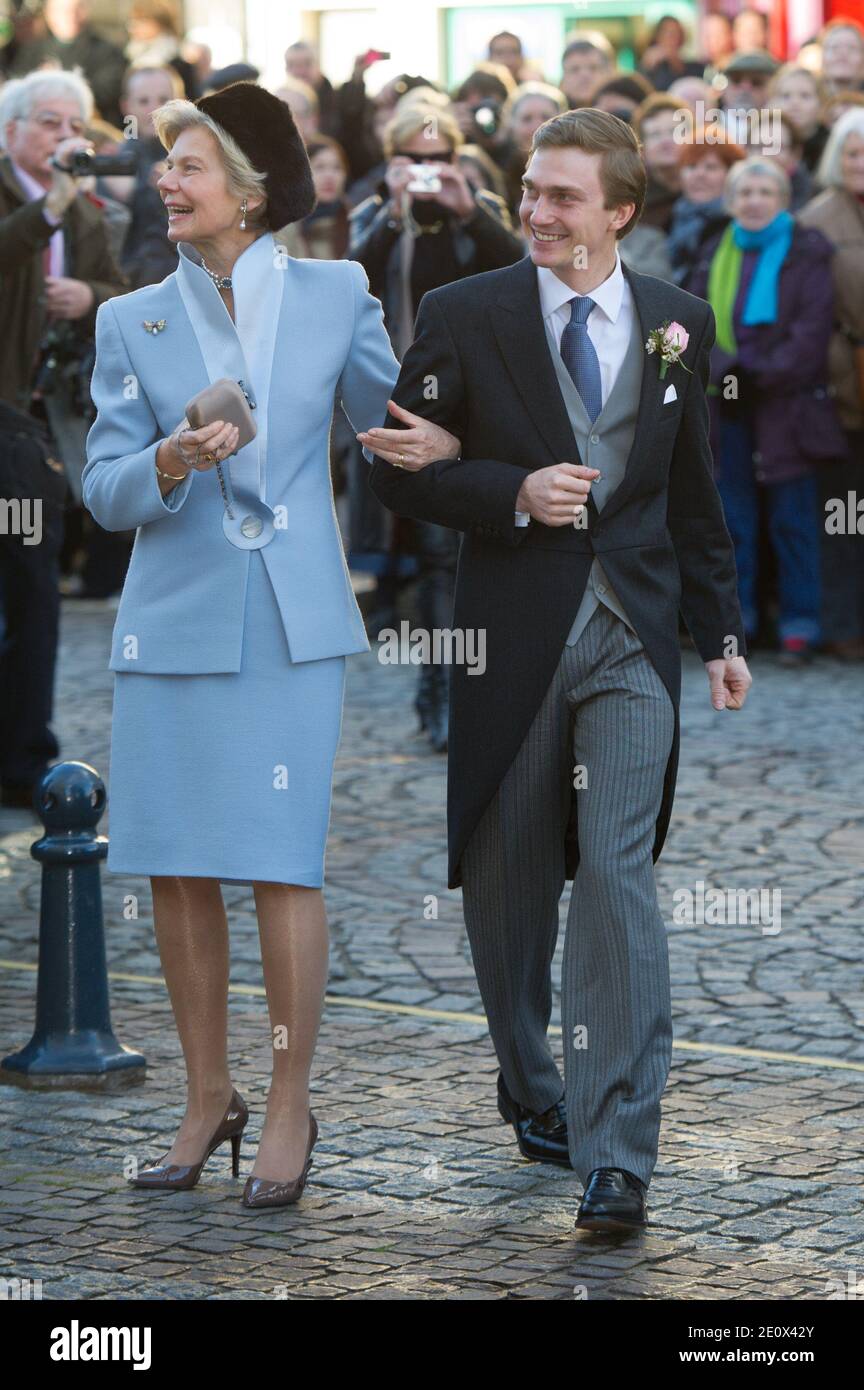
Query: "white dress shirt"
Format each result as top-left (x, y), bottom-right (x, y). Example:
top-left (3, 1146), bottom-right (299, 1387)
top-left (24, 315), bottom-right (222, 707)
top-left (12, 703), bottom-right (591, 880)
top-left (515, 251), bottom-right (633, 524)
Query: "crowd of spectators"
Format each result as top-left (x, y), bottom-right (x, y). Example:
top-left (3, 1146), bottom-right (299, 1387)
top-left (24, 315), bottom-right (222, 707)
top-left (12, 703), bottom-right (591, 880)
top-left (1, 4), bottom-right (862, 795)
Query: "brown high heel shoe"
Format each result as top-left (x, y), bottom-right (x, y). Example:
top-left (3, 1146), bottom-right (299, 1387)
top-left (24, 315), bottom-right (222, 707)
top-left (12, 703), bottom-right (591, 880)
top-left (241, 1111), bottom-right (318, 1210)
top-left (129, 1088), bottom-right (248, 1192)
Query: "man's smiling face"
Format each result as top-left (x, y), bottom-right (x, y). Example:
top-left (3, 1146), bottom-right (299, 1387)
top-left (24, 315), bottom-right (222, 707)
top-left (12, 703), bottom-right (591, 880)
top-left (519, 145), bottom-right (632, 273)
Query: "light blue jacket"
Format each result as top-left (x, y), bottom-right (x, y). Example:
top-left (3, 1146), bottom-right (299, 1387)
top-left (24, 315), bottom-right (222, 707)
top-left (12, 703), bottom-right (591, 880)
top-left (82, 233), bottom-right (399, 672)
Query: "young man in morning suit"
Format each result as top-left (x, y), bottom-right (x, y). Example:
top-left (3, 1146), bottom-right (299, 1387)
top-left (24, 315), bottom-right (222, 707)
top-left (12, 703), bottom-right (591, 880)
top-left (361, 109), bottom-right (752, 1232)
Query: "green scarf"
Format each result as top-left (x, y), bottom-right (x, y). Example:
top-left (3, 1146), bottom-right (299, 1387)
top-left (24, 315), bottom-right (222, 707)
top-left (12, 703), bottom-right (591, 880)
top-left (707, 222), bottom-right (741, 354)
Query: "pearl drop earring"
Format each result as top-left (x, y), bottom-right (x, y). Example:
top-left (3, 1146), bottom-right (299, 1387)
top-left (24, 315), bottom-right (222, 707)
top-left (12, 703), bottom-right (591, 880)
top-left (240, 198), bottom-right (247, 230)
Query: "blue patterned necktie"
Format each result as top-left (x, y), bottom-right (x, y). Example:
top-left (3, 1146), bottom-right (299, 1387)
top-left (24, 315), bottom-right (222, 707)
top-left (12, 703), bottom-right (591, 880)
top-left (560, 295), bottom-right (602, 424)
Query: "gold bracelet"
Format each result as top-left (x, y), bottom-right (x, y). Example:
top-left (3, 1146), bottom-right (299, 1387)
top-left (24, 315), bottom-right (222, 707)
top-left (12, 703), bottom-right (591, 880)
top-left (155, 462), bottom-right (188, 481)
top-left (156, 428), bottom-right (197, 481)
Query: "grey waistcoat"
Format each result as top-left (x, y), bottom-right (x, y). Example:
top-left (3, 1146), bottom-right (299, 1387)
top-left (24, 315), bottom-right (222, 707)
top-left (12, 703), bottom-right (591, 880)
top-left (542, 306), bottom-right (644, 645)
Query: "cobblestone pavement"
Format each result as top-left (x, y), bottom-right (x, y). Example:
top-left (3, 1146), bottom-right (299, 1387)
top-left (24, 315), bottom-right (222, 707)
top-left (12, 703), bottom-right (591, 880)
top-left (1, 596), bottom-right (862, 1300)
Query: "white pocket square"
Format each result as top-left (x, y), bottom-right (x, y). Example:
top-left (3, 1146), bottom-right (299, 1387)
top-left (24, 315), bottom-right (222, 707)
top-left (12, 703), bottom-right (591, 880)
top-left (663, 383), bottom-right (678, 404)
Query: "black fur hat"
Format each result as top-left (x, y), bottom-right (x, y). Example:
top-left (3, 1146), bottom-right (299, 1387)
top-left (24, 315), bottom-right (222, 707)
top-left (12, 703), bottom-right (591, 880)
top-left (195, 80), bottom-right (316, 230)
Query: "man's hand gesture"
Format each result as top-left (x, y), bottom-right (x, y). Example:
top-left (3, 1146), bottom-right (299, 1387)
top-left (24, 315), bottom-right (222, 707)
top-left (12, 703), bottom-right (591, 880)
top-left (515, 462), bottom-right (600, 526)
top-left (705, 656), bottom-right (752, 711)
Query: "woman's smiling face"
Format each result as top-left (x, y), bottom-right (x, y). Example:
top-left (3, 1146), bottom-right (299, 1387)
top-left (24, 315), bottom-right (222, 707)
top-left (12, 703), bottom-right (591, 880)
top-left (157, 126), bottom-right (244, 242)
top-left (730, 173), bottom-right (785, 230)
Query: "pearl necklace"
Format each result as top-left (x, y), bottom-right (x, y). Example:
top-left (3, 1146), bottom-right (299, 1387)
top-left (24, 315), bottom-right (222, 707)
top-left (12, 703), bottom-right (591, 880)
top-left (200, 257), bottom-right (232, 290)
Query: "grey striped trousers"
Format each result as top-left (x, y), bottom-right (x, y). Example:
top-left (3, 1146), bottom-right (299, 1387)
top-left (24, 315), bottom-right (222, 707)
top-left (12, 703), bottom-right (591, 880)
top-left (460, 605), bottom-right (675, 1187)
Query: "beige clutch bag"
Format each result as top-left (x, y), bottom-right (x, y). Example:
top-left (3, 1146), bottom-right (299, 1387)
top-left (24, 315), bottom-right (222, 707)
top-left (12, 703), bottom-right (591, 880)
top-left (184, 377), bottom-right (257, 449)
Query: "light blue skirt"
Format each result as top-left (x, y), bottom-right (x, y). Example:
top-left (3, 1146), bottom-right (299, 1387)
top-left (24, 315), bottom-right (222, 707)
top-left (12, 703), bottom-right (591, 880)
top-left (106, 551), bottom-right (346, 886)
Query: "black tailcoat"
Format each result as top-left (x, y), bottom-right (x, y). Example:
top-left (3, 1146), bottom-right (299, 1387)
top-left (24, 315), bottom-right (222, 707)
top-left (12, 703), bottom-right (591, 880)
top-left (368, 255), bottom-right (745, 889)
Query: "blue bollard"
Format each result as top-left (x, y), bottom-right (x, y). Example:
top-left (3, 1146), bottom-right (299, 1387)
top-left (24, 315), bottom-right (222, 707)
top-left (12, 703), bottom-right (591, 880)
top-left (0, 761), bottom-right (145, 1090)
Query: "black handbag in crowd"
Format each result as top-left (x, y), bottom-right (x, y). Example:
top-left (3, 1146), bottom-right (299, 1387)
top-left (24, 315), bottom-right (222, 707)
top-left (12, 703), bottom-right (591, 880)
top-left (0, 398), bottom-right (69, 512)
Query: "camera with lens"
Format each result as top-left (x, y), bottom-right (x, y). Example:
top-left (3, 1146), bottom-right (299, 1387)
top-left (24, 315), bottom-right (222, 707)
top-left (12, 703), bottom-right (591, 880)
top-left (468, 101), bottom-right (501, 138)
top-left (33, 321), bottom-right (97, 417)
top-left (51, 148), bottom-right (139, 177)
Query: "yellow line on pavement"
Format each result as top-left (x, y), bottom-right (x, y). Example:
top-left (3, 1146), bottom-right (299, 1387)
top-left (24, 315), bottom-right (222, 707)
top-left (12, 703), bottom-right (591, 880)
top-left (2, 957), bottom-right (863, 1073)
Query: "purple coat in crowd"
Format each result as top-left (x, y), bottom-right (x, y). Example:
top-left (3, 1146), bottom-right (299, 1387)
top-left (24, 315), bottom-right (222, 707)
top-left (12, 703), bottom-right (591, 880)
top-left (688, 223), bottom-right (848, 484)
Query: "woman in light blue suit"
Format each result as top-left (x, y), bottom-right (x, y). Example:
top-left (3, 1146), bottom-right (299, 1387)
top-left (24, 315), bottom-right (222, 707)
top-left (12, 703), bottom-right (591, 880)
top-left (82, 83), bottom-right (458, 1208)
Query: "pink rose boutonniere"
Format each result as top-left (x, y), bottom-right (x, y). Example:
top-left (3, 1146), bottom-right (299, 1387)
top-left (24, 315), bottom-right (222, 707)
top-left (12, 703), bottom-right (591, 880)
top-left (645, 320), bottom-right (693, 380)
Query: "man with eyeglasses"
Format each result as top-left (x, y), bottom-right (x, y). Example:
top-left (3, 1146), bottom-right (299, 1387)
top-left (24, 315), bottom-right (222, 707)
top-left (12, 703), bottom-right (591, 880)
top-left (718, 49), bottom-right (779, 147)
top-left (0, 70), bottom-right (126, 810)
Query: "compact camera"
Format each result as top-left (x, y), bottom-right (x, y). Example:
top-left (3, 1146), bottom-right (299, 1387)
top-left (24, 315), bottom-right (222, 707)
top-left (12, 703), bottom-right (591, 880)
top-left (406, 164), bottom-right (442, 194)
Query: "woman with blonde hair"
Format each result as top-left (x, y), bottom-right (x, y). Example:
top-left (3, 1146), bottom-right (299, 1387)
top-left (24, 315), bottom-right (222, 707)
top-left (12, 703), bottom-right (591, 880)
top-left (502, 81), bottom-right (568, 155)
top-left (83, 82), bottom-right (455, 1208)
top-left (767, 63), bottom-right (830, 173)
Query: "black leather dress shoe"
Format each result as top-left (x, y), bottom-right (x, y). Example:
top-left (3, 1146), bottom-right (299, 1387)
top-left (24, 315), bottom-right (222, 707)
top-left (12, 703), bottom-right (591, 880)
top-left (575, 1167), bottom-right (648, 1231)
top-left (497, 1072), bottom-right (571, 1167)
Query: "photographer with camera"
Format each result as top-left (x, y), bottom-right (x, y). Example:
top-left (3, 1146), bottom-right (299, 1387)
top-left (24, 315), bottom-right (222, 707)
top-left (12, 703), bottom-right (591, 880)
top-left (349, 103), bottom-right (523, 750)
top-left (452, 68), bottom-right (515, 171)
top-left (0, 70), bottom-right (126, 809)
top-left (350, 103), bottom-right (523, 357)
